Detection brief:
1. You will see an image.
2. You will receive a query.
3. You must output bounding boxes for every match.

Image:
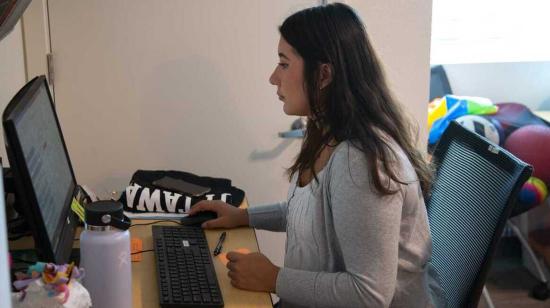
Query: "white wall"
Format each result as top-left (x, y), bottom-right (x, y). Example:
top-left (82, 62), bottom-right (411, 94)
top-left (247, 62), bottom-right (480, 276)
top-left (21, 0), bottom-right (51, 92)
top-left (340, 0), bottom-right (432, 146)
top-left (0, 21), bottom-right (26, 165)
top-left (38, 0), bottom-right (433, 201)
top-left (0, 19), bottom-right (25, 308)
top-left (443, 62), bottom-right (550, 111)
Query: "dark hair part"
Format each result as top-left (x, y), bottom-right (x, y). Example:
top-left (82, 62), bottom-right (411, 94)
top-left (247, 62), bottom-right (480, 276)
top-left (281, 3), bottom-right (433, 196)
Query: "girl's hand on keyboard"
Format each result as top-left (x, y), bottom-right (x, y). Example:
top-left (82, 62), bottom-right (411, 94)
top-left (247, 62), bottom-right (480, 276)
top-left (188, 200), bottom-right (249, 229)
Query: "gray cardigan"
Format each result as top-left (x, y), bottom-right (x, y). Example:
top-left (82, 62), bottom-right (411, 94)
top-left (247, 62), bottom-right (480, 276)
top-left (248, 141), bottom-right (441, 307)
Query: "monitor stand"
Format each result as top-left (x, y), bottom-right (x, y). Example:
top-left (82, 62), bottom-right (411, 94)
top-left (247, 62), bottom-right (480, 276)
top-left (10, 247), bottom-right (81, 271)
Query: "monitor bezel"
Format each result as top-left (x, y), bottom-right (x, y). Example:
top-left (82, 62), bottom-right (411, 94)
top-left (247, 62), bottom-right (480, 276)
top-left (0, 0), bottom-right (31, 42)
top-left (2, 75), bottom-right (78, 263)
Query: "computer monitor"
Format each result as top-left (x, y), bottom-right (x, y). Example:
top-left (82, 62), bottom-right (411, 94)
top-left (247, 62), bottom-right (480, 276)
top-left (2, 75), bottom-right (78, 264)
top-left (0, 162), bottom-right (12, 307)
top-left (0, 0), bottom-right (31, 42)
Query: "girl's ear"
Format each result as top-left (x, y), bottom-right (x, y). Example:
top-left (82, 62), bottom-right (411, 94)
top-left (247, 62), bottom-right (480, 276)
top-left (319, 63), bottom-right (333, 90)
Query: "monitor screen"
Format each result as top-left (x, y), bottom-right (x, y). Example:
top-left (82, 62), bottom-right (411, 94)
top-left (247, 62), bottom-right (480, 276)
top-left (3, 75), bottom-right (78, 263)
top-left (13, 84), bottom-right (74, 246)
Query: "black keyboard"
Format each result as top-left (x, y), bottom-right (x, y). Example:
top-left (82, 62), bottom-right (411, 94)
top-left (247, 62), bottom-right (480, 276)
top-left (152, 225), bottom-right (224, 307)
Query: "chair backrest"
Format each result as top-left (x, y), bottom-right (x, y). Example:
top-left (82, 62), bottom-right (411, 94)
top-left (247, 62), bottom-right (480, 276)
top-left (427, 121), bottom-right (532, 308)
top-left (430, 65), bottom-right (453, 101)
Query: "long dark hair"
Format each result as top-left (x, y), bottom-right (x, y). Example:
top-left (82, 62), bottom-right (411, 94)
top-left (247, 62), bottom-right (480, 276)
top-left (282, 3), bottom-right (433, 196)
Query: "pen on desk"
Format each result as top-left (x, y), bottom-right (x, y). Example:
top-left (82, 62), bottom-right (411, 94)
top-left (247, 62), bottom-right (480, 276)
top-left (213, 231), bottom-right (226, 256)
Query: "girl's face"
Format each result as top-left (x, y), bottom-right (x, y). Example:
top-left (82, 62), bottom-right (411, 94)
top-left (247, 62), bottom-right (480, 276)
top-left (269, 37), bottom-right (310, 116)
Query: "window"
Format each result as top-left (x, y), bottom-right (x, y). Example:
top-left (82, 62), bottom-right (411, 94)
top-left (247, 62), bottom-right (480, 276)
top-left (431, 0), bottom-right (550, 64)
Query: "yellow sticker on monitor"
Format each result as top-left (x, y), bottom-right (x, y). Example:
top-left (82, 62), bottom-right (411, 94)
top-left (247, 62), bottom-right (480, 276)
top-left (71, 197), bottom-right (85, 222)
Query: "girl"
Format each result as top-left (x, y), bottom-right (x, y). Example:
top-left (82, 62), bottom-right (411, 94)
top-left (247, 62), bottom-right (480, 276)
top-left (190, 3), bottom-right (442, 307)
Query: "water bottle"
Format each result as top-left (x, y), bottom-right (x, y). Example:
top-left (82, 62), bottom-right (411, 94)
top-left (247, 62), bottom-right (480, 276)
top-left (80, 200), bottom-right (132, 308)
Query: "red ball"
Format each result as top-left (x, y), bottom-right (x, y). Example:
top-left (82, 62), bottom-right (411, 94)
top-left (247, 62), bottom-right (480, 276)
top-left (504, 125), bottom-right (550, 184)
top-left (519, 182), bottom-right (542, 205)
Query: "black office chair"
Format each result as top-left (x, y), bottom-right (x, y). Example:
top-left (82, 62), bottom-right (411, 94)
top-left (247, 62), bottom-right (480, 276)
top-left (429, 65), bottom-right (453, 101)
top-left (427, 121), bottom-right (532, 308)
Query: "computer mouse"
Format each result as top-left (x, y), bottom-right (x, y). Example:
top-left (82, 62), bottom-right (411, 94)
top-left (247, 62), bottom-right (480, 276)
top-left (180, 211), bottom-right (217, 226)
